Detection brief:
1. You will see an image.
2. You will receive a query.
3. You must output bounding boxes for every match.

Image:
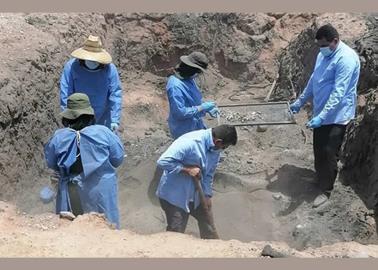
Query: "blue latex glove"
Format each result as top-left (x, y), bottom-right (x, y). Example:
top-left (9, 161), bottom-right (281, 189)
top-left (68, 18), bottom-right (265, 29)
top-left (201, 101), bottom-right (216, 112)
top-left (208, 107), bottom-right (219, 118)
top-left (306, 116), bottom-right (322, 129)
top-left (290, 102), bottom-right (301, 114)
top-left (111, 123), bottom-right (119, 132)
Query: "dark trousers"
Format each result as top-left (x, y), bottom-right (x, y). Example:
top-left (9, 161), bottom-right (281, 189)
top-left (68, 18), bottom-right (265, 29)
top-left (159, 198), bottom-right (218, 239)
top-left (313, 124), bottom-right (347, 193)
top-left (68, 182), bottom-right (83, 216)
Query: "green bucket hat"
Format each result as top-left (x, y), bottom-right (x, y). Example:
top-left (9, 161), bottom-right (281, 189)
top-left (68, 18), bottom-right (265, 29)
top-left (180, 51), bottom-right (209, 72)
top-left (60, 93), bottom-right (95, 120)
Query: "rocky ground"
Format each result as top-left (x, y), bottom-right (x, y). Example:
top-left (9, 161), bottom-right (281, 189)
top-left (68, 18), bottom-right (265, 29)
top-left (0, 12), bottom-right (378, 257)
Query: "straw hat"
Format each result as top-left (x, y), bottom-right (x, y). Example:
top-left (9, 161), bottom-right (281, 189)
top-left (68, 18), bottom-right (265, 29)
top-left (60, 93), bottom-right (95, 120)
top-left (71, 35), bottom-right (112, 64)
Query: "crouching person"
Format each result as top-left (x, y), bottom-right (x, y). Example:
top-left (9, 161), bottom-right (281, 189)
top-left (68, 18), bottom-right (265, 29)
top-left (44, 93), bottom-right (125, 229)
top-left (156, 125), bottom-right (237, 239)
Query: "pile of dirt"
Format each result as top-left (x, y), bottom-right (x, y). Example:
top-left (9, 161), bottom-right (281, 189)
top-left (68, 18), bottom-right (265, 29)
top-left (354, 15), bottom-right (378, 93)
top-left (1, 200), bottom-right (378, 258)
top-left (341, 90), bottom-right (378, 211)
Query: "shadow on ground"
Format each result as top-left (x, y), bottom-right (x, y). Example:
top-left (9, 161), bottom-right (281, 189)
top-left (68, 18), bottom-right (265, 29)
top-left (266, 164), bottom-right (321, 216)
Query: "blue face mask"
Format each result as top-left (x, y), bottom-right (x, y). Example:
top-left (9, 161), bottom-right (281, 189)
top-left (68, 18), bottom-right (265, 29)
top-left (320, 46), bottom-right (333, 57)
top-left (85, 60), bottom-right (100, 70)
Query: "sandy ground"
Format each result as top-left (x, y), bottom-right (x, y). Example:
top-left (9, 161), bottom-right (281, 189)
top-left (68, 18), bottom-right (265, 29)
top-left (1, 201), bottom-right (378, 258)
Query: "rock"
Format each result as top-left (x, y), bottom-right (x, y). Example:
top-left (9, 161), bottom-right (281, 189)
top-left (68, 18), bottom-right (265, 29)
top-left (261, 244), bottom-right (291, 258)
top-left (272, 193), bottom-right (282, 200)
top-left (256, 125), bottom-right (268, 132)
top-left (292, 224), bottom-right (307, 237)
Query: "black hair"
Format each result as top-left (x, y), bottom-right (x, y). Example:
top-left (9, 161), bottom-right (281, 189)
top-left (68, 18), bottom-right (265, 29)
top-left (212, 124), bottom-right (238, 146)
top-left (175, 62), bottom-right (202, 79)
top-left (62, 114), bottom-right (95, 131)
top-left (315, 24), bottom-right (339, 42)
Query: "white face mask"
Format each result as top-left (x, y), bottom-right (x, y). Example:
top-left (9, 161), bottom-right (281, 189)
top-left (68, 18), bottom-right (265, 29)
top-left (85, 60), bottom-right (100, 70)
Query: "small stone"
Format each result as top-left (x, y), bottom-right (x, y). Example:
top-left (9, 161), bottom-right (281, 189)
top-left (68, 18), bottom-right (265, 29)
top-left (261, 244), bottom-right (291, 258)
top-left (257, 125), bottom-right (268, 132)
top-left (272, 193), bottom-right (282, 200)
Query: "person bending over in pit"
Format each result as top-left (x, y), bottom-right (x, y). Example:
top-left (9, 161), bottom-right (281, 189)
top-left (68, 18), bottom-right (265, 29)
top-left (44, 93), bottom-right (125, 228)
top-left (156, 124), bottom-right (237, 239)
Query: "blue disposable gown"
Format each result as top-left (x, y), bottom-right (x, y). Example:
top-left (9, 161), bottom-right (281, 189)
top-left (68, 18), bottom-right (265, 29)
top-left (295, 41), bottom-right (360, 125)
top-left (44, 124), bottom-right (125, 228)
top-left (156, 129), bottom-right (220, 212)
top-left (166, 75), bottom-right (207, 139)
top-left (60, 58), bottom-right (123, 128)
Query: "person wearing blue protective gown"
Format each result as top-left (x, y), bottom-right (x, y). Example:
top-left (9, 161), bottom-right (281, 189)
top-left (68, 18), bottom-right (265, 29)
top-left (166, 51), bottom-right (220, 139)
top-left (60, 35), bottom-right (122, 132)
top-left (45, 93), bottom-right (125, 229)
top-left (290, 24), bottom-right (360, 208)
top-left (156, 125), bottom-right (237, 239)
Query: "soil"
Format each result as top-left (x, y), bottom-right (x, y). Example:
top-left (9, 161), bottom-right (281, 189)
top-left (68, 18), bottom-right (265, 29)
top-left (0, 12), bottom-right (378, 257)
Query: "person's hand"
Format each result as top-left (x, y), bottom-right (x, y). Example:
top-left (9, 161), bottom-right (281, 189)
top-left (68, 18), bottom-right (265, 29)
top-left (290, 102), bottom-right (301, 114)
top-left (182, 166), bottom-right (201, 179)
top-left (306, 116), bottom-right (322, 129)
top-left (111, 123), bottom-right (119, 133)
top-left (208, 107), bottom-right (220, 118)
top-left (200, 101), bottom-right (216, 112)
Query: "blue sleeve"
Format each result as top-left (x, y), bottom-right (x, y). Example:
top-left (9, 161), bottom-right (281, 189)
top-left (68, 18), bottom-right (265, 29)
top-left (296, 73), bottom-right (314, 107)
top-left (167, 86), bottom-right (201, 120)
top-left (295, 53), bottom-right (323, 107)
top-left (107, 130), bottom-right (125, 168)
top-left (318, 58), bottom-right (356, 120)
top-left (201, 155), bottom-right (220, 197)
top-left (157, 142), bottom-right (193, 175)
top-left (60, 61), bottom-right (75, 111)
top-left (108, 65), bottom-right (122, 124)
top-left (44, 136), bottom-right (59, 171)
